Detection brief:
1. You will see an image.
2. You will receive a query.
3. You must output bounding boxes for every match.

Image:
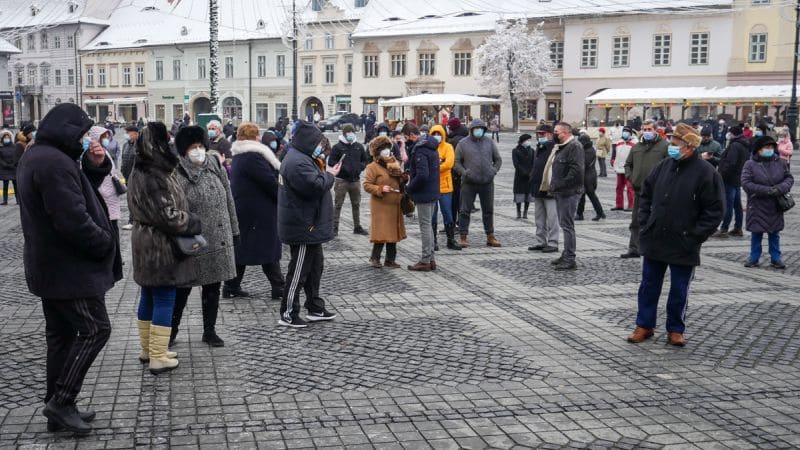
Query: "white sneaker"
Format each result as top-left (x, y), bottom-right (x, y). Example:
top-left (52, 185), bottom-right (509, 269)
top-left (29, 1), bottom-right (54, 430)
top-left (122, 223), bottom-right (133, 230)
top-left (306, 311), bottom-right (337, 322)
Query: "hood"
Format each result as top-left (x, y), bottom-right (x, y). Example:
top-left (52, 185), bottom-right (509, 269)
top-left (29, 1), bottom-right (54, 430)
top-left (430, 124), bottom-right (447, 141)
top-left (368, 136), bottom-right (393, 158)
top-left (415, 135), bottom-right (439, 152)
top-left (0, 129), bottom-right (13, 143)
top-left (232, 139), bottom-right (280, 170)
top-left (468, 118), bottom-right (487, 131)
top-left (35, 103), bottom-right (94, 160)
top-left (136, 122), bottom-right (179, 172)
top-left (291, 120), bottom-right (323, 156)
top-left (87, 125), bottom-right (110, 142)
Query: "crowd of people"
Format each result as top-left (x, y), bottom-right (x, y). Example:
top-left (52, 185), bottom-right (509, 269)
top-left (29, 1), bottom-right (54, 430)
top-left (5, 101), bottom-right (796, 434)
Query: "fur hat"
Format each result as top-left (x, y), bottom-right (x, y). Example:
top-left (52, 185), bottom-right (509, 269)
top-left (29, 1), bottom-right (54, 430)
top-left (342, 123), bottom-right (355, 134)
top-left (672, 123), bottom-right (701, 148)
top-left (752, 136), bottom-right (777, 153)
top-left (368, 135), bottom-right (393, 157)
top-left (291, 120), bottom-right (323, 154)
top-left (175, 125), bottom-right (209, 156)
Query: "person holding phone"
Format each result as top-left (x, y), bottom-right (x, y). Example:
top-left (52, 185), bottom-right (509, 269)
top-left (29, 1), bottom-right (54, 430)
top-left (328, 124), bottom-right (369, 236)
top-left (363, 136), bottom-right (406, 268)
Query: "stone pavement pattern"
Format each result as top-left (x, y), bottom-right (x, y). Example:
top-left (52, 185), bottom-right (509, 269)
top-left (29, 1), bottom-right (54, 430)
top-left (1, 133), bottom-right (800, 449)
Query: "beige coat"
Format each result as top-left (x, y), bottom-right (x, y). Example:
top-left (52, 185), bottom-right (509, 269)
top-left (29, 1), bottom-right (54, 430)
top-left (363, 161), bottom-right (406, 244)
top-left (596, 134), bottom-right (612, 159)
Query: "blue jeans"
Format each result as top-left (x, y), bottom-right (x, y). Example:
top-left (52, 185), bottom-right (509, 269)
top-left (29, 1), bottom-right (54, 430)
top-left (636, 257), bottom-right (695, 333)
top-left (432, 192), bottom-right (454, 226)
top-left (137, 287), bottom-right (176, 327)
top-left (749, 232), bottom-right (781, 263)
top-left (721, 184), bottom-right (742, 231)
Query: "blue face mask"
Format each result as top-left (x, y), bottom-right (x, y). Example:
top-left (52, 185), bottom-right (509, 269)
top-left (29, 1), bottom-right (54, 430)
top-left (754, 130), bottom-right (763, 137)
top-left (472, 128), bottom-right (485, 139)
top-left (433, 135), bottom-right (442, 144)
top-left (622, 131), bottom-right (631, 140)
top-left (312, 146), bottom-right (323, 158)
top-left (761, 148), bottom-right (775, 158)
top-left (101, 138), bottom-right (110, 148)
top-left (269, 141), bottom-right (278, 150)
top-left (642, 131), bottom-right (655, 141)
top-left (538, 137), bottom-right (549, 144)
top-left (208, 129), bottom-right (217, 139)
top-left (31, 131), bottom-right (37, 140)
top-left (345, 133), bottom-right (356, 142)
top-left (667, 145), bottom-right (682, 160)
top-left (82, 137), bottom-right (91, 152)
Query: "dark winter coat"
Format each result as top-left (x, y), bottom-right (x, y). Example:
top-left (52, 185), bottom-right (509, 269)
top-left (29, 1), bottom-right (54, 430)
top-left (120, 139), bottom-right (136, 179)
top-left (549, 137), bottom-right (584, 197)
top-left (405, 135), bottom-right (441, 204)
top-left (128, 123), bottom-right (202, 288)
top-left (639, 151), bottom-right (725, 267)
top-left (328, 136), bottom-right (368, 182)
top-left (454, 121), bottom-right (502, 185)
top-left (718, 135), bottom-right (750, 187)
top-left (0, 130), bottom-right (21, 180)
top-left (580, 138), bottom-right (598, 193)
top-left (278, 146), bottom-right (335, 245)
top-left (175, 154), bottom-right (239, 286)
top-left (624, 134), bottom-right (668, 192)
top-left (530, 140), bottom-right (555, 198)
top-left (698, 139), bottom-right (722, 167)
top-left (209, 135), bottom-right (232, 160)
top-left (741, 154), bottom-right (794, 233)
top-left (80, 152), bottom-right (124, 282)
top-left (230, 139), bottom-right (283, 264)
top-left (512, 144), bottom-right (534, 195)
top-left (17, 103), bottom-right (118, 299)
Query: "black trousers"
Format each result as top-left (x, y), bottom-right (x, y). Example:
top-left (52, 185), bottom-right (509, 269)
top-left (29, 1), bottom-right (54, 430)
top-left (173, 282), bottom-right (222, 335)
top-left (2, 179), bottom-right (18, 203)
top-left (577, 189), bottom-right (605, 217)
top-left (226, 263), bottom-right (284, 291)
top-left (41, 296), bottom-right (111, 405)
top-left (280, 244), bottom-right (325, 321)
top-left (371, 243), bottom-right (397, 261)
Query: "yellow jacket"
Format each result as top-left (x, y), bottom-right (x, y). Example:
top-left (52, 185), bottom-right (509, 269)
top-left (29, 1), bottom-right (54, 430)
top-left (431, 125), bottom-right (454, 193)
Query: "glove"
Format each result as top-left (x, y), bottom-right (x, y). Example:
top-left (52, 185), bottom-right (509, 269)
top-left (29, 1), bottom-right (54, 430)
top-left (767, 187), bottom-right (779, 197)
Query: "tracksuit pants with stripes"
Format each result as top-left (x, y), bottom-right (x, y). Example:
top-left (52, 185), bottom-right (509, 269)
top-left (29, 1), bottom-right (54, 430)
top-left (280, 243), bottom-right (326, 321)
top-left (41, 296), bottom-right (111, 405)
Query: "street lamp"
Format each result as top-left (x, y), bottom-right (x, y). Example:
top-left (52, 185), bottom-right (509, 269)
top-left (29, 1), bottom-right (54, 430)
top-left (788, 0), bottom-right (800, 146)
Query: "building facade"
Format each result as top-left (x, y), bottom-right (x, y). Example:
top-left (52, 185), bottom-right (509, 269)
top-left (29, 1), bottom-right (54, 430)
top-left (80, 48), bottom-right (148, 123)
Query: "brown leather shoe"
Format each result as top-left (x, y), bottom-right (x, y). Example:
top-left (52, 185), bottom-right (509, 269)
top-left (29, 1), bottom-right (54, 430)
top-left (626, 326), bottom-right (654, 343)
top-left (459, 234), bottom-right (469, 248)
top-left (384, 260), bottom-right (401, 269)
top-left (486, 233), bottom-right (502, 247)
top-left (667, 332), bottom-right (686, 347)
top-left (407, 261), bottom-right (433, 271)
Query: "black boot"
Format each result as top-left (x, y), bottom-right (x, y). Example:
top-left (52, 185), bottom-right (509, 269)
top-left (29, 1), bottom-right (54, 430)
top-left (445, 224), bottom-right (462, 250)
top-left (47, 409), bottom-right (96, 432)
top-left (515, 203), bottom-right (522, 219)
top-left (43, 399), bottom-right (91, 435)
top-left (523, 202), bottom-right (529, 219)
top-left (222, 284), bottom-right (249, 299)
top-left (433, 223), bottom-right (439, 251)
top-left (201, 288), bottom-right (224, 347)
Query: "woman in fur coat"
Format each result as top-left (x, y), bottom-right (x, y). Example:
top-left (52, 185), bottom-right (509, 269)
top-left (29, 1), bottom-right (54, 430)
top-left (363, 136), bottom-right (406, 268)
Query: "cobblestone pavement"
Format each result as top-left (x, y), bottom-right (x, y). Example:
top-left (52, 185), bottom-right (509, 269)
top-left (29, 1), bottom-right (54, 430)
top-left (1, 133), bottom-right (800, 449)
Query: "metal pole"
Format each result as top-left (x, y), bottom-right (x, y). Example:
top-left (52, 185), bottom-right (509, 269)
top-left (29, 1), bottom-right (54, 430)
top-left (291, 0), bottom-right (298, 122)
top-left (787, 0), bottom-right (800, 145)
top-left (209, 0), bottom-right (220, 115)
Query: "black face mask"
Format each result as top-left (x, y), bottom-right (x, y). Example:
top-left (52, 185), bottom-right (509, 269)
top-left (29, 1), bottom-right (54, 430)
top-left (553, 134), bottom-right (561, 144)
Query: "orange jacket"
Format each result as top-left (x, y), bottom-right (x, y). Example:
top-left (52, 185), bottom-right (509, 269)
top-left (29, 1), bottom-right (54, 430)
top-left (431, 125), bottom-right (454, 193)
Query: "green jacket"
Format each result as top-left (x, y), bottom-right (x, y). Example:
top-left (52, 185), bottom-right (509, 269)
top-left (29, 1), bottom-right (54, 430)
top-left (624, 134), bottom-right (668, 191)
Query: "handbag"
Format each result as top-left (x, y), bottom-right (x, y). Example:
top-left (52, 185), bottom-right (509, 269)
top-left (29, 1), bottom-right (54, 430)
top-left (400, 193), bottom-right (416, 215)
top-left (173, 234), bottom-right (208, 256)
top-left (759, 163), bottom-right (794, 212)
top-left (112, 175), bottom-right (127, 195)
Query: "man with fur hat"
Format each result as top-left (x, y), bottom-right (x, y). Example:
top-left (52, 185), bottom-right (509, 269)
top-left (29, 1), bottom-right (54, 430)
top-left (328, 124), bottom-right (369, 235)
top-left (278, 121), bottom-right (341, 328)
top-left (628, 123), bottom-right (724, 347)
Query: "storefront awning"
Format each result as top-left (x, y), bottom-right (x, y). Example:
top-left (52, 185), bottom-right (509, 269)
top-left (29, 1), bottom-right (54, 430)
top-left (586, 85), bottom-right (791, 106)
top-left (379, 93), bottom-right (500, 107)
top-left (84, 97), bottom-right (147, 105)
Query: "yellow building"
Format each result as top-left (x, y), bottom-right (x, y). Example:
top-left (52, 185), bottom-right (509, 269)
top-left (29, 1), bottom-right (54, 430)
top-left (728, 0), bottom-right (794, 84)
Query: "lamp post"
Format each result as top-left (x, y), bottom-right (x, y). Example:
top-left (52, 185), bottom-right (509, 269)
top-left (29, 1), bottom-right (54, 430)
top-left (291, 0), bottom-right (298, 122)
top-left (788, 0), bottom-right (800, 146)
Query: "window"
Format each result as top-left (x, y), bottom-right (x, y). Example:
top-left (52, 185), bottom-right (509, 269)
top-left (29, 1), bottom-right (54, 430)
top-left (418, 53), bottom-right (435, 76)
top-left (749, 33), bottom-right (767, 62)
top-left (581, 38), bottom-right (598, 68)
top-left (172, 104), bottom-right (183, 122)
top-left (355, 0), bottom-right (368, 6)
top-left (40, 32), bottom-right (48, 49)
top-left (304, 34), bottom-right (313, 50)
top-left (303, 64), bottom-right (313, 84)
top-left (549, 42), bottom-right (563, 70)
top-left (752, 0), bottom-right (769, 4)
top-left (363, 55), bottom-right (378, 78)
top-left (27, 66), bottom-right (37, 85)
top-left (85, 65), bottom-right (94, 87)
top-left (8, 71), bottom-right (12, 88)
top-left (67, 35), bottom-right (74, 48)
top-left (276, 55), bottom-right (286, 77)
top-left (198, 58), bottom-right (207, 79)
top-left (27, 34), bottom-right (36, 51)
top-left (391, 54), bottom-right (406, 77)
top-left (155, 104), bottom-right (166, 122)
top-left (135, 64), bottom-right (145, 85)
top-left (122, 66), bottom-right (131, 86)
top-left (612, 36), bottom-right (630, 67)
top-left (109, 64), bottom-right (118, 86)
top-left (67, 69), bottom-right (75, 85)
top-left (225, 56), bottom-right (234, 78)
top-left (53, 35), bottom-right (61, 49)
top-left (41, 65), bottom-right (50, 86)
top-left (325, 33), bottom-right (334, 49)
top-left (325, 63), bottom-right (335, 84)
top-left (55, 69), bottom-right (62, 86)
top-left (97, 66), bottom-right (106, 86)
top-left (653, 34), bottom-right (671, 66)
top-left (14, 38), bottom-right (22, 51)
top-left (346, 60), bottom-right (353, 83)
top-left (347, 33), bottom-right (353, 48)
top-left (256, 103), bottom-right (269, 127)
top-left (690, 32), bottom-right (709, 65)
top-left (155, 60), bottom-right (164, 80)
top-left (454, 52), bottom-right (471, 76)
top-left (172, 59), bottom-right (181, 80)
top-left (276, 103), bottom-right (288, 120)
top-left (312, 0), bottom-right (323, 11)
top-left (257, 55), bottom-right (266, 77)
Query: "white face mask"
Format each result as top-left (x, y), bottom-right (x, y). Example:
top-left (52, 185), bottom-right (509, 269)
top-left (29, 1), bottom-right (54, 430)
top-left (379, 148), bottom-right (391, 158)
top-left (188, 147), bottom-right (206, 165)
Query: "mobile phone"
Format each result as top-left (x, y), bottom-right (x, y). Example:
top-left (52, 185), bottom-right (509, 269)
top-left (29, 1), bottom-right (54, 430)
top-left (338, 154), bottom-right (346, 164)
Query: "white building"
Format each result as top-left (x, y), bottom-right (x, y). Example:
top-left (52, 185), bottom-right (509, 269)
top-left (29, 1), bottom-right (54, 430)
top-left (1, 38), bottom-right (21, 127)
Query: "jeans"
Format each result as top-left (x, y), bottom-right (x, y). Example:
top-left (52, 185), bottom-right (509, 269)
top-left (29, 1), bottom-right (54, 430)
top-left (333, 179), bottom-right (362, 230)
top-left (417, 202), bottom-right (435, 263)
top-left (138, 286), bottom-right (176, 327)
top-left (615, 174), bottom-right (634, 209)
top-left (750, 232), bottom-right (781, 263)
top-left (555, 193), bottom-right (580, 263)
top-left (636, 257), bottom-right (694, 333)
top-left (598, 158), bottom-right (607, 177)
top-left (533, 197), bottom-right (559, 247)
top-left (628, 192), bottom-right (641, 254)
top-left (432, 192), bottom-right (454, 226)
top-left (459, 182), bottom-right (495, 235)
top-left (721, 184), bottom-right (743, 231)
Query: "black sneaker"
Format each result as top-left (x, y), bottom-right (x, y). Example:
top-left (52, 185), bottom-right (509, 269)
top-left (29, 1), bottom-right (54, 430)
top-left (202, 332), bottom-right (225, 347)
top-left (528, 244), bottom-right (545, 251)
top-left (554, 260), bottom-right (577, 271)
top-left (222, 287), bottom-right (250, 299)
top-left (306, 310), bottom-right (337, 322)
top-left (550, 257), bottom-right (564, 265)
top-left (770, 260), bottom-right (786, 269)
top-left (278, 316), bottom-right (308, 328)
top-left (353, 227), bottom-right (369, 236)
top-left (541, 246), bottom-right (559, 253)
top-left (744, 259), bottom-right (760, 268)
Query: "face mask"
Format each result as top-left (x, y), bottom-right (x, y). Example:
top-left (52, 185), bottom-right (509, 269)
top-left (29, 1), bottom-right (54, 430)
top-left (101, 138), bottom-right (110, 148)
top-left (188, 148), bottom-right (206, 164)
top-left (667, 145), bottom-right (682, 160)
top-left (379, 148), bottom-right (391, 158)
top-left (538, 137), bottom-right (548, 144)
top-left (420, 132), bottom-right (427, 138)
top-left (1, 138), bottom-right (10, 145)
top-left (208, 129), bottom-right (217, 139)
top-left (472, 129), bottom-right (485, 139)
top-left (761, 148), bottom-right (775, 158)
top-left (269, 141), bottom-right (278, 150)
top-left (726, 132), bottom-right (732, 140)
top-left (126, 135), bottom-right (133, 142)
top-left (378, 131), bottom-right (387, 137)
top-left (345, 133), bottom-right (356, 142)
top-left (312, 146), bottom-right (323, 158)
top-left (433, 135), bottom-right (442, 144)
top-left (523, 140), bottom-right (532, 148)
top-left (642, 131), bottom-right (655, 141)
top-left (31, 131), bottom-right (37, 140)
top-left (754, 130), bottom-right (763, 137)
top-left (82, 137), bottom-right (91, 152)
top-left (622, 131), bottom-right (631, 140)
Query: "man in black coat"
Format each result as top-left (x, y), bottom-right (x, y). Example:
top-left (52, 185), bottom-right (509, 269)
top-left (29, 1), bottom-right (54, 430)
top-left (628, 123), bottom-right (724, 347)
top-left (17, 103), bottom-right (117, 434)
top-left (278, 121), bottom-right (341, 328)
top-left (528, 124), bottom-right (559, 253)
top-left (714, 125), bottom-right (749, 237)
top-left (328, 124), bottom-right (369, 235)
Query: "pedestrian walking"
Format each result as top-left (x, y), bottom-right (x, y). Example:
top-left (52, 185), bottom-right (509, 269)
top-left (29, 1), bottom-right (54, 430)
top-left (404, 124), bottom-right (441, 271)
top-left (454, 119), bottom-right (503, 248)
top-left (430, 124), bottom-right (461, 250)
top-left (278, 121), bottom-right (340, 328)
top-left (741, 136), bottom-right (794, 269)
top-left (363, 136), bottom-right (406, 268)
top-left (328, 124), bottom-right (369, 236)
top-left (713, 125), bottom-right (750, 238)
top-left (17, 104), bottom-right (119, 434)
top-left (512, 134), bottom-right (534, 220)
top-left (528, 124), bottom-right (560, 253)
top-left (628, 123), bottom-right (724, 347)
top-left (611, 127), bottom-right (636, 211)
top-left (171, 125), bottom-right (240, 348)
top-left (621, 120), bottom-right (668, 258)
top-left (129, 122), bottom-right (202, 374)
top-left (0, 129), bottom-right (21, 205)
top-left (575, 134), bottom-right (605, 221)
top-left (489, 115), bottom-right (500, 143)
top-left (595, 127), bottom-right (611, 177)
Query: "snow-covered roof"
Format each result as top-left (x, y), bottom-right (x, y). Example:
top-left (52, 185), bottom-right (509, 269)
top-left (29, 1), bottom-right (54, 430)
top-left (379, 94), bottom-right (500, 107)
top-left (353, 0), bottom-right (731, 38)
top-left (83, 0), bottom-right (285, 51)
top-left (0, 37), bottom-right (21, 54)
top-left (586, 85), bottom-right (793, 104)
top-left (0, 0), bottom-right (117, 29)
top-left (299, 0), bottom-right (367, 24)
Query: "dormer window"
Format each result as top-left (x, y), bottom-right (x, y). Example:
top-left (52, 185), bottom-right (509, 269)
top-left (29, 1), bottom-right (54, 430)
top-left (180, 26), bottom-right (189, 36)
top-left (354, 0), bottom-right (368, 6)
top-left (31, 5), bottom-right (40, 16)
top-left (68, 1), bottom-right (79, 13)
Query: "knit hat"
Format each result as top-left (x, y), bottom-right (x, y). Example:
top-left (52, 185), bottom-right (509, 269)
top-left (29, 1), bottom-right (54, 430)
top-left (752, 136), bottom-right (777, 153)
top-left (420, 124), bottom-right (430, 134)
top-left (598, 127), bottom-right (606, 133)
top-left (700, 126), bottom-right (712, 137)
top-left (578, 133), bottom-right (593, 149)
top-left (672, 123), bottom-right (701, 148)
top-left (518, 134), bottom-right (532, 145)
top-left (729, 125), bottom-right (743, 136)
top-left (291, 120), bottom-right (323, 154)
top-left (622, 126), bottom-right (633, 134)
top-left (447, 117), bottom-right (461, 129)
top-left (342, 123), bottom-right (355, 134)
top-left (175, 125), bottom-right (209, 156)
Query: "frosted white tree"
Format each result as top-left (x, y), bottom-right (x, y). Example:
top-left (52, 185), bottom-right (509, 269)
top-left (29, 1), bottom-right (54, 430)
top-left (475, 20), bottom-right (554, 132)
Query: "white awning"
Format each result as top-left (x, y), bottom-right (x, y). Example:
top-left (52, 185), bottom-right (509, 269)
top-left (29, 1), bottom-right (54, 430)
top-left (586, 85), bottom-right (791, 105)
top-left (84, 97), bottom-right (147, 105)
top-left (379, 94), bottom-right (500, 107)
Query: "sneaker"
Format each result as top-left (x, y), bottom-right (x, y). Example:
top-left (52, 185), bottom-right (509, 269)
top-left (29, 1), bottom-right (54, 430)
top-left (770, 260), bottom-right (786, 269)
top-left (122, 223), bottom-right (133, 230)
top-left (278, 316), bottom-right (308, 328)
top-left (550, 257), bottom-right (564, 266)
top-left (620, 251), bottom-right (641, 259)
top-left (554, 260), bottom-right (577, 271)
top-left (712, 230), bottom-right (729, 238)
top-left (306, 310), bottom-right (337, 322)
top-left (541, 246), bottom-right (559, 253)
top-left (743, 259), bottom-right (760, 268)
top-left (528, 244), bottom-right (545, 251)
top-left (222, 287), bottom-right (250, 299)
top-left (610, 207), bottom-right (624, 211)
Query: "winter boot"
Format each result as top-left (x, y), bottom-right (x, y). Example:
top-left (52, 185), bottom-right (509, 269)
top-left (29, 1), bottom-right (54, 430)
top-left (433, 224), bottom-right (439, 251)
top-left (201, 289), bottom-right (225, 347)
top-left (522, 202), bottom-right (530, 219)
top-left (486, 233), bottom-right (502, 247)
top-left (138, 320), bottom-right (176, 363)
top-left (445, 224), bottom-right (462, 250)
top-left (148, 325), bottom-right (179, 374)
top-left (459, 233), bottom-right (470, 248)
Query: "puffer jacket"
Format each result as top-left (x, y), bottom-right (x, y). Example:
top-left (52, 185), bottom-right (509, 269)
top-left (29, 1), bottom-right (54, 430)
top-left (625, 133), bottom-right (668, 191)
top-left (430, 124), bottom-right (455, 194)
top-left (405, 135), bottom-right (441, 203)
top-left (741, 154), bottom-right (794, 233)
top-left (278, 145), bottom-right (335, 245)
top-left (549, 136), bottom-right (584, 196)
top-left (453, 119), bottom-right (502, 185)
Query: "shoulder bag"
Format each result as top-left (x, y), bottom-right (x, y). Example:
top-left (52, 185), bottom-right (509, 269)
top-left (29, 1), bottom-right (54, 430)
top-left (759, 163), bottom-right (794, 212)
